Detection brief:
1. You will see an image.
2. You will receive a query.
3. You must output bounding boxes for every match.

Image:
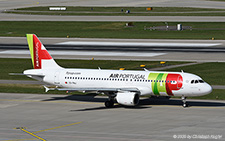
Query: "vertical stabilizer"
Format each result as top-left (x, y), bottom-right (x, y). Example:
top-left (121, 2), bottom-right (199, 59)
top-left (26, 34), bottom-right (61, 69)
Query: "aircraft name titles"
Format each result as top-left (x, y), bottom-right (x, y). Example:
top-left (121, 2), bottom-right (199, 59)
top-left (109, 73), bottom-right (145, 80)
top-left (66, 72), bottom-right (81, 75)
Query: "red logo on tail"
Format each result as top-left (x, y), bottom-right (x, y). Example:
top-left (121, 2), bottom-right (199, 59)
top-left (33, 35), bottom-right (52, 69)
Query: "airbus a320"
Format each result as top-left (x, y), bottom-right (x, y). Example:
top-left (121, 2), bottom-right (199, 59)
top-left (23, 34), bottom-right (212, 108)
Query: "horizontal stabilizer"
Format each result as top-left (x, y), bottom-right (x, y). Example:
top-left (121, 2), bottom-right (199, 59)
top-left (9, 73), bottom-right (45, 77)
top-left (9, 73), bottom-right (27, 76)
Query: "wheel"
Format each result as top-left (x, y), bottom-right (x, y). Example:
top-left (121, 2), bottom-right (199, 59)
top-left (105, 100), bottom-right (114, 108)
top-left (183, 103), bottom-right (189, 108)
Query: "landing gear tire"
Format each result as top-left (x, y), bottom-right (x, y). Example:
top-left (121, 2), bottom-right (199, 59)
top-left (105, 100), bottom-right (114, 108)
top-left (183, 103), bottom-right (189, 108)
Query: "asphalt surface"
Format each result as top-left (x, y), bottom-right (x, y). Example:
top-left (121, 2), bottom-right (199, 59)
top-left (1, 43), bottom-right (225, 53)
top-left (0, 93), bottom-right (224, 141)
top-left (1, 37), bottom-right (225, 62)
top-left (1, 0), bottom-right (225, 10)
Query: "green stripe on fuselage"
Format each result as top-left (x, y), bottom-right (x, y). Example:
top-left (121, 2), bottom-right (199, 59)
top-left (148, 73), bottom-right (168, 95)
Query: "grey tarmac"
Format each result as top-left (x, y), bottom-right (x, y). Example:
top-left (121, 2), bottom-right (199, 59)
top-left (0, 93), bottom-right (224, 141)
top-left (1, 0), bottom-right (225, 10)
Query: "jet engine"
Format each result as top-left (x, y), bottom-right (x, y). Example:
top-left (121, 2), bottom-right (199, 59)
top-left (116, 92), bottom-right (139, 106)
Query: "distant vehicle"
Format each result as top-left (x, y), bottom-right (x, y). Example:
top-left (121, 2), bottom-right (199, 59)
top-left (23, 34), bottom-right (212, 108)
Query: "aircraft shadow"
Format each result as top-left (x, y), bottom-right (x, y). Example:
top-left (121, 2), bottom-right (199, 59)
top-left (43, 94), bottom-right (151, 111)
top-left (142, 98), bottom-right (225, 107)
top-left (42, 93), bottom-right (106, 103)
top-left (42, 94), bottom-right (225, 111)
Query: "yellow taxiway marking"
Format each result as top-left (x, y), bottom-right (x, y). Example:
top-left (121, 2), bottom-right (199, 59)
top-left (10, 122), bottom-right (82, 141)
top-left (33, 121), bottom-right (82, 134)
top-left (20, 128), bottom-right (46, 141)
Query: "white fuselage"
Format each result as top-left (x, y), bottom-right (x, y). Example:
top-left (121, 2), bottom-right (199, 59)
top-left (24, 68), bottom-right (212, 97)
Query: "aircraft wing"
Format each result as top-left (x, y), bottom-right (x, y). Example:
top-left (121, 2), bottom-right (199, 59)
top-left (44, 86), bottom-right (139, 93)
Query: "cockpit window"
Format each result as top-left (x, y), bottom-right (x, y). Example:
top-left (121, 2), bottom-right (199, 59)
top-left (191, 79), bottom-right (205, 84)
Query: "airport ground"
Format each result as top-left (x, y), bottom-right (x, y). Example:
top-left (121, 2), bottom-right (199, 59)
top-left (0, 93), bottom-right (224, 141)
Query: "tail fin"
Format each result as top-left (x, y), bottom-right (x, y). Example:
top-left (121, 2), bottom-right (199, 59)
top-left (26, 34), bottom-right (61, 69)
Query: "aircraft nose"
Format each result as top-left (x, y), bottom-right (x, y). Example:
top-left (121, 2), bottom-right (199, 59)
top-left (203, 83), bottom-right (212, 95)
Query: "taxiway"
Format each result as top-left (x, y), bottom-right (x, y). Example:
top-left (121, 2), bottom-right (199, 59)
top-left (0, 93), bottom-right (224, 141)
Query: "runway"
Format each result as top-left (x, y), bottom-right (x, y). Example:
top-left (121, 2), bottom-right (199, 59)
top-left (1, 37), bottom-right (225, 62)
top-left (1, 0), bottom-right (225, 10)
top-left (0, 93), bottom-right (224, 141)
top-left (0, 43), bottom-right (224, 53)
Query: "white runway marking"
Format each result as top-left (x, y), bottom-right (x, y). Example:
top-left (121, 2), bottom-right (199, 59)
top-left (57, 41), bottom-right (221, 47)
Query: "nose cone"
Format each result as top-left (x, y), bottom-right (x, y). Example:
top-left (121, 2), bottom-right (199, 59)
top-left (202, 83), bottom-right (213, 95)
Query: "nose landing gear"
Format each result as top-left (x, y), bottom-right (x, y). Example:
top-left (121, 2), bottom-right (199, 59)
top-left (182, 96), bottom-right (189, 108)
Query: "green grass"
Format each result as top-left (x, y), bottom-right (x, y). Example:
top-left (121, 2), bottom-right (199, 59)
top-left (189, 89), bottom-right (225, 100)
top-left (1, 58), bottom-right (183, 80)
top-left (1, 21), bottom-right (225, 39)
top-left (165, 62), bottom-right (225, 85)
top-left (6, 6), bottom-right (225, 16)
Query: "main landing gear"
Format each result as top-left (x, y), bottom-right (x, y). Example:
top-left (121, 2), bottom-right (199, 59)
top-left (104, 93), bottom-right (116, 108)
top-left (182, 96), bottom-right (189, 108)
top-left (105, 100), bottom-right (114, 108)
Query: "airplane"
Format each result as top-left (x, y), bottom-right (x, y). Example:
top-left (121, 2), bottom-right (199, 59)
top-left (23, 34), bottom-right (212, 108)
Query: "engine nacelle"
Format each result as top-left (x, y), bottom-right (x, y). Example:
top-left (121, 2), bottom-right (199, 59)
top-left (116, 92), bottom-right (139, 106)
